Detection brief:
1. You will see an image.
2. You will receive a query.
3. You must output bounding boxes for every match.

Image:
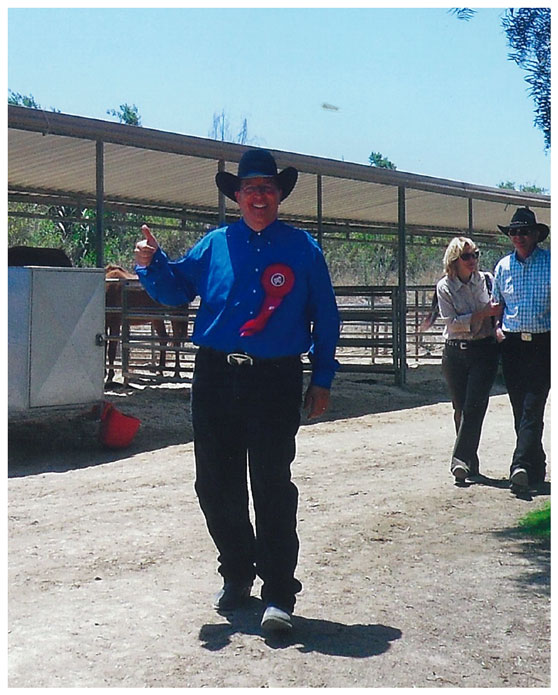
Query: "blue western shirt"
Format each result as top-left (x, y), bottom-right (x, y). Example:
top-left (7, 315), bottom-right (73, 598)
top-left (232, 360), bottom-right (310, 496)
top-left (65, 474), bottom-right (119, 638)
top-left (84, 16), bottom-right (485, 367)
top-left (492, 246), bottom-right (550, 333)
top-left (136, 218), bottom-right (340, 388)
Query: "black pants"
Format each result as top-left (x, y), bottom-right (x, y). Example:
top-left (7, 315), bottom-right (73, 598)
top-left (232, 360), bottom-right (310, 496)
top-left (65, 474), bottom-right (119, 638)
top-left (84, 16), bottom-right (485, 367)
top-left (191, 347), bottom-right (303, 613)
top-left (441, 340), bottom-right (499, 474)
top-left (501, 332), bottom-right (550, 483)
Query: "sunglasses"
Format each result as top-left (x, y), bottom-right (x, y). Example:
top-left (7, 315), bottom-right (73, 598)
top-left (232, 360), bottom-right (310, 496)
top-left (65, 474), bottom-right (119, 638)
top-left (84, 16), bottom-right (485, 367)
top-left (239, 184), bottom-right (278, 196)
top-left (459, 250), bottom-right (480, 261)
top-left (508, 228), bottom-right (532, 237)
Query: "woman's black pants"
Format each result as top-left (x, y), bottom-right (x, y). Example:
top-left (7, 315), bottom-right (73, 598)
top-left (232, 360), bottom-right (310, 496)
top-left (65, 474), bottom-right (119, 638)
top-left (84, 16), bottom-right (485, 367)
top-left (191, 347), bottom-right (303, 613)
top-left (441, 340), bottom-right (499, 474)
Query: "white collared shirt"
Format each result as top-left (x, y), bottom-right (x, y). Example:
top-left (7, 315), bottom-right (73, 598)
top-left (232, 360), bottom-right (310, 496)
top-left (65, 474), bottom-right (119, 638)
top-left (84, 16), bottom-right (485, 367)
top-left (436, 270), bottom-right (495, 341)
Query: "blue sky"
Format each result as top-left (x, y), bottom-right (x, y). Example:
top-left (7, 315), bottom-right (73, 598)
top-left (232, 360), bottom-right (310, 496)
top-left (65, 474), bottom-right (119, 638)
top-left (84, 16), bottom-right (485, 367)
top-left (7, 5), bottom-right (550, 191)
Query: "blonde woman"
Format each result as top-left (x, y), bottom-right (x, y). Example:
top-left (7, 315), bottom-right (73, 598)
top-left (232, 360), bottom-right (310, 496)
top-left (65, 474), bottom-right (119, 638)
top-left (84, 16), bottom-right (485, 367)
top-left (436, 237), bottom-right (501, 483)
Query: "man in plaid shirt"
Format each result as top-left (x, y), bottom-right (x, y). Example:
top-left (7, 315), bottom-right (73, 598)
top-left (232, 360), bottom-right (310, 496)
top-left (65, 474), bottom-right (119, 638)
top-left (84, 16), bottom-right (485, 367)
top-left (492, 207), bottom-right (550, 494)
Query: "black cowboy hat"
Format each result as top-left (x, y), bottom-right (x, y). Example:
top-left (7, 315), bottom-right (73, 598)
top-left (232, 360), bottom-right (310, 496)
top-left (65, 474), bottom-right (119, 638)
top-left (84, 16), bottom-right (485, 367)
top-left (215, 149), bottom-right (298, 202)
top-left (498, 207), bottom-right (550, 242)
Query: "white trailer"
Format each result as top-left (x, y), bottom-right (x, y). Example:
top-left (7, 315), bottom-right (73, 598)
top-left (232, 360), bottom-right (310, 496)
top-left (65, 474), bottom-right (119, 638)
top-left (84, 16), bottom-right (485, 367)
top-left (8, 266), bottom-right (106, 420)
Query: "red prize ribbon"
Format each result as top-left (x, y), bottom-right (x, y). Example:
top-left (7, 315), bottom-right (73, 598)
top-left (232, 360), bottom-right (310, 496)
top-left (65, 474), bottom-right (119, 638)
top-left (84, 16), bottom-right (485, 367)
top-left (239, 264), bottom-right (295, 337)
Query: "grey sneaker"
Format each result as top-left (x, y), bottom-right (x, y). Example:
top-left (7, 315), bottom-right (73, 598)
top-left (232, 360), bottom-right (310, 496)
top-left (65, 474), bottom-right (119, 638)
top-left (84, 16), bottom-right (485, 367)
top-left (510, 467), bottom-right (529, 491)
top-left (213, 582), bottom-right (252, 612)
top-left (261, 605), bottom-right (292, 632)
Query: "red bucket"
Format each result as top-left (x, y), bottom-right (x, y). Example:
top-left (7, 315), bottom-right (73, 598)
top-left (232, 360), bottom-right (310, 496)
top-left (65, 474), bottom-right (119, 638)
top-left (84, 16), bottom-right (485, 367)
top-left (99, 402), bottom-right (141, 449)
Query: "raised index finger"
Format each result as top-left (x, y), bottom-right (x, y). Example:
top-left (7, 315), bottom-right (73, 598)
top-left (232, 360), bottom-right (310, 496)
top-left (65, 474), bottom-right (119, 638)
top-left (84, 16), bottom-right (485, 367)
top-left (141, 224), bottom-right (157, 244)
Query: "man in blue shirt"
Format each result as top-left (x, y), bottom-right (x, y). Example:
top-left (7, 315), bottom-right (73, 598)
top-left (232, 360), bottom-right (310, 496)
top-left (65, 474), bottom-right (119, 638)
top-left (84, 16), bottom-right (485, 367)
top-left (135, 149), bottom-right (340, 632)
top-left (492, 207), bottom-right (550, 494)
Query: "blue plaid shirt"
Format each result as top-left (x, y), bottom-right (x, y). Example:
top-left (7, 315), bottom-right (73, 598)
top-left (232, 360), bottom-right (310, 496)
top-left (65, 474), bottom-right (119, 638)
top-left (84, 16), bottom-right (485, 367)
top-left (492, 246), bottom-right (550, 333)
top-left (136, 218), bottom-right (340, 388)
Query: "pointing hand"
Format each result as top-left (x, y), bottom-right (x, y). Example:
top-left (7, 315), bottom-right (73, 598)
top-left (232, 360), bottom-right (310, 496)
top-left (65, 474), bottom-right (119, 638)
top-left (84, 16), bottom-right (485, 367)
top-left (134, 224), bottom-right (159, 267)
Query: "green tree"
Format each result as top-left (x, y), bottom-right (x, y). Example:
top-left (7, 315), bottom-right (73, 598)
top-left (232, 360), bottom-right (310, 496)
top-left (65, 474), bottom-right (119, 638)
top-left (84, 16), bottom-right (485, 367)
top-left (451, 8), bottom-right (550, 150)
top-left (106, 103), bottom-right (142, 126)
top-left (8, 89), bottom-right (60, 112)
top-left (8, 90), bottom-right (41, 108)
top-left (502, 9), bottom-right (550, 150)
top-left (498, 181), bottom-right (548, 195)
top-left (8, 202), bottom-right (52, 247)
top-left (368, 151), bottom-right (397, 169)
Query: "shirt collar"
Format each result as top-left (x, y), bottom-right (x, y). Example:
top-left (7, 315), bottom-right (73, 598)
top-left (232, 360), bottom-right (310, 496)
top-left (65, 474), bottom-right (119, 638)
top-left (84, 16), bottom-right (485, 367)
top-left (236, 217), bottom-right (282, 240)
top-left (512, 245), bottom-right (541, 265)
top-left (447, 269), bottom-right (483, 291)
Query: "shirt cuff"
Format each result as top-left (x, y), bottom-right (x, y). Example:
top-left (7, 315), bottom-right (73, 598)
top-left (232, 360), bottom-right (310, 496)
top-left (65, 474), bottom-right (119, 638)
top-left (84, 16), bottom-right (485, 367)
top-left (310, 359), bottom-right (340, 389)
top-left (135, 247), bottom-right (166, 274)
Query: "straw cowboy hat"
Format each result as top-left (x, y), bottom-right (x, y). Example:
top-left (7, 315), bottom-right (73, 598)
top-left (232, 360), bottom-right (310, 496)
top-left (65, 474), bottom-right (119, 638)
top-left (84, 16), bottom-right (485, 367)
top-left (215, 149), bottom-right (298, 202)
top-left (498, 207), bottom-right (550, 242)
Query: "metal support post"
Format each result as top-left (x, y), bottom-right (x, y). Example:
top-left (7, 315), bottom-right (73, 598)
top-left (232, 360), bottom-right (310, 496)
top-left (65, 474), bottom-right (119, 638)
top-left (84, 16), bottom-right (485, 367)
top-left (121, 280), bottom-right (131, 386)
top-left (218, 159), bottom-right (226, 226)
top-left (95, 140), bottom-right (104, 268)
top-left (397, 186), bottom-right (407, 386)
top-left (317, 174), bottom-right (323, 248)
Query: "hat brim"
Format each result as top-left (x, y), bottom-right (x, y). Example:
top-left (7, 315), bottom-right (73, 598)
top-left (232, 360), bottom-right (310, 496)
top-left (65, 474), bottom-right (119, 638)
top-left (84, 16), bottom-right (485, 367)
top-left (215, 167), bottom-right (298, 202)
top-left (534, 223), bottom-right (549, 242)
top-left (498, 222), bottom-right (549, 242)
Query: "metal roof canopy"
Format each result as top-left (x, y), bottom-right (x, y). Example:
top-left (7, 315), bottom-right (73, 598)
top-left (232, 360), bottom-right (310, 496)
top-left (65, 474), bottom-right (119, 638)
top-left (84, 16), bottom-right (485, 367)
top-left (9, 104), bottom-right (550, 239)
top-left (8, 104), bottom-right (550, 385)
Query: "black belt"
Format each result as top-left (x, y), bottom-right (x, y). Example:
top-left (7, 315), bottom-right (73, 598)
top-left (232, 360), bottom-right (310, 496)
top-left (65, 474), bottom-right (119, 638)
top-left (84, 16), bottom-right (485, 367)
top-left (198, 346), bottom-right (300, 367)
top-left (503, 331), bottom-right (550, 344)
top-left (445, 337), bottom-right (496, 350)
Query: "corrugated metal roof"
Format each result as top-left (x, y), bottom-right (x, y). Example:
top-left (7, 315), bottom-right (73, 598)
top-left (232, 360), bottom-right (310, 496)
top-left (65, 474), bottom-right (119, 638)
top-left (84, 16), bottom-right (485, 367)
top-left (8, 105), bottom-right (550, 239)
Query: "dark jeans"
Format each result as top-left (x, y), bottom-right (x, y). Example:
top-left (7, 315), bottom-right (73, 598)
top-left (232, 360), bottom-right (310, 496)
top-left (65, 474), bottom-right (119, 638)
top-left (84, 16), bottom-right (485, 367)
top-left (191, 347), bottom-right (304, 613)
top-left (501, 332), bottom-right (550, 483)
top-left (441, 340), bottom-right (499, 474)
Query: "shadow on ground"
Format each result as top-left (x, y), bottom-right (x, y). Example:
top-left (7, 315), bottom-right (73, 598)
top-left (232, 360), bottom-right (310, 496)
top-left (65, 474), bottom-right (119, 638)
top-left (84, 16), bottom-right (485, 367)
top-left (199, 598), bottom-right (402, 657)
top-left (8, 365), bottom-right (506, 478)
top-left (310, 364), bottom-right (507, 426)
top-left (8, 383), bottom-right (193, 478)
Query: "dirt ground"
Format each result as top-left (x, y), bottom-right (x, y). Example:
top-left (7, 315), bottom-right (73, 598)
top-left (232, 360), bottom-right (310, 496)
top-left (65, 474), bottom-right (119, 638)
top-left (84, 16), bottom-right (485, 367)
top-left (8, 364), bottom-right (550, 688)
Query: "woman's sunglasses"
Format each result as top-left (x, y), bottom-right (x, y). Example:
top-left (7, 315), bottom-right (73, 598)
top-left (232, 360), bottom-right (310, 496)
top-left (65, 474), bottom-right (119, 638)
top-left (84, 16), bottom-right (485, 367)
top-left (459, 250), bottom-right (480, 261)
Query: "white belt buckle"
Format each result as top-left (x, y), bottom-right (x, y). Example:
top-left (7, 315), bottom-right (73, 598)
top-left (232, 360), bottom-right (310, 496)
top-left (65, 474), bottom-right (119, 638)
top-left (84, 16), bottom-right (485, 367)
top-left (521, 332), bottom-right (533, 342)
top-left (226, 353), bottom-right (254, 366)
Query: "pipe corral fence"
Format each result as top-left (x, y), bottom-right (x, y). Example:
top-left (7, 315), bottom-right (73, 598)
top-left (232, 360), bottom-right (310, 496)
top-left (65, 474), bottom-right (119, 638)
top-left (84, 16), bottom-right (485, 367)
top-left (106, 279), bottom-right (444, 387)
